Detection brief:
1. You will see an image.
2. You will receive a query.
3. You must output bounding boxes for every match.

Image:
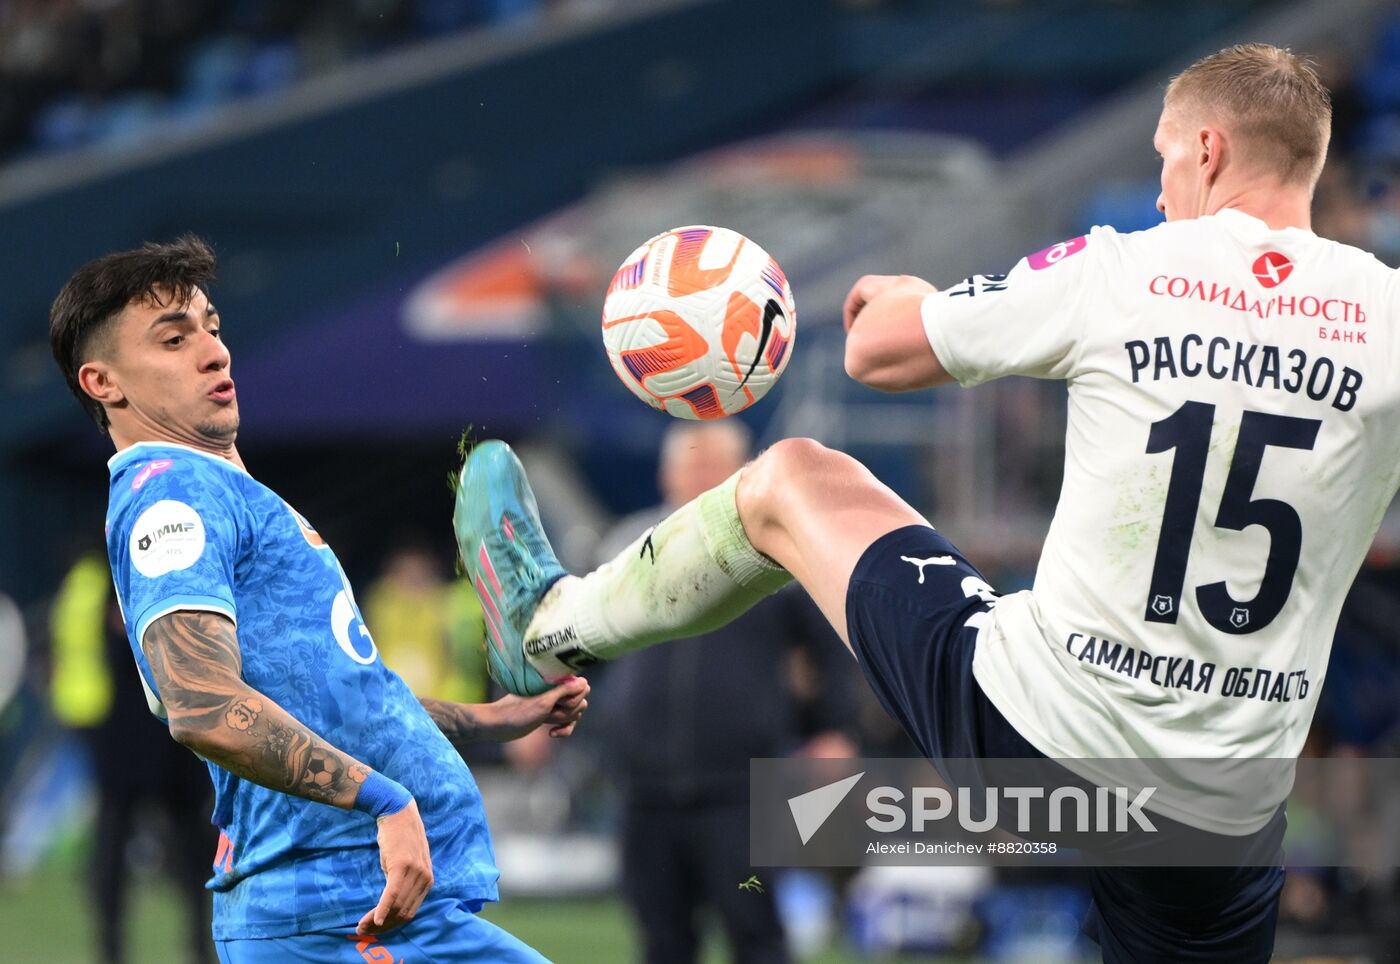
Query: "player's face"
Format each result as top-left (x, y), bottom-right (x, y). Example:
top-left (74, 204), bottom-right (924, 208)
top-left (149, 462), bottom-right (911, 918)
top-left (1154, 108), bottom-right (1201, 221)
top-left (99, 286), bottom-right (238, 447)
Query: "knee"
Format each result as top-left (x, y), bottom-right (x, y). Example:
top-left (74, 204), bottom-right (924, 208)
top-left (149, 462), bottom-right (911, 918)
top-left (739, 437), bottom-right (850, 527)
top-left (758, 437), bottom-right (840, 476)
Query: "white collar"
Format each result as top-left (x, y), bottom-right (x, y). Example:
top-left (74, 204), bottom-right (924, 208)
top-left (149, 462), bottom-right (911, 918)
top-left (108, 440), bottom-right (247, 475)
top-left (1211, 208), bottom-right (1315, 240)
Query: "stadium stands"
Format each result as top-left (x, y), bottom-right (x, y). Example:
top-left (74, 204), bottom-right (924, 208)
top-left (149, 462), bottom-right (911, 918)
top-left (0, 0), bottom-right (593, 164)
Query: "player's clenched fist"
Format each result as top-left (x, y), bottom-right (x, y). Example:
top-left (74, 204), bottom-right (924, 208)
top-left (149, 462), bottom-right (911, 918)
top-left (358, 801), bottom-right (434, 935)
top-left (843, 274), bottom-right (936, 331)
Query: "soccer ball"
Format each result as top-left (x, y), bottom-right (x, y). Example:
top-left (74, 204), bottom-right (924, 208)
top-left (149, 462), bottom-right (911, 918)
top-left (601, 225), bottom-right (796, 419)
top-left (303, 755), bottom-right (339, 789)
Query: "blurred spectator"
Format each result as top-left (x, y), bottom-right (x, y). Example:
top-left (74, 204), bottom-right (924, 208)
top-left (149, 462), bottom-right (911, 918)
top-left (0, 590), bottom-right (27, 831)
top-left (364, 538), bottom-right (485, 703)
top-left (49, 550), bottom-right (214, 964)
top-left (1313, 160), bottom-right (1374, 251)
top-left (0, 592), bottom-right (23, 724)
top-left (595, 421), bottom-right (859, 964)
top-left (1272, 555), bottom-right (1400, 959)
top-left (445, 576), bottom-right (491, 705)
top-left (1307, 28), bottom-right (1400, 267)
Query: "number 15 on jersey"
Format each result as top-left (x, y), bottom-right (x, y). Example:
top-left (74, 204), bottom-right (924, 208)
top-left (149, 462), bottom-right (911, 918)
top-left (1143, 401), bottom-right (1321, 635)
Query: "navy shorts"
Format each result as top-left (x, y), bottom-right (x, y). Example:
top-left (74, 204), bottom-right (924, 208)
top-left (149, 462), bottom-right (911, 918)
top-left (845, 525), bottom-right (1284, 964)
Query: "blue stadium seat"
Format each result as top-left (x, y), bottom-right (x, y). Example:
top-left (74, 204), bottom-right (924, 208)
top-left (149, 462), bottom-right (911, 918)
top-left (1361, 15), bottom-right (1400, 109)
top-left (32, 98), bottom-right (100, 152)
top-left (1357, 113), bottom-right (1400, 163)
top-left (1361, 65), bottom-right (1400, 111)
top-left (1374, 14), bottom-right (1400, 67)
top-left (91, 93), bottom-right (170, 148)
top-left (33, 92), bottom-right (170, 154)
top-left (183, 38), bottom-right (254, 102)
top-left (243, 42), bottom-right (302, 96)
top-left (182, 37), bottom-right (302, 103)
top-left (411, 0), bottom-right (539, 36)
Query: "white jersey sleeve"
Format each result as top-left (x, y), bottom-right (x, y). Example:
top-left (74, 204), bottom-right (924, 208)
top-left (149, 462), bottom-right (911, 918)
top-left (921, 231), bottom-right (1103, 386)
top-left (927, 212), bottom-right (1400, 833)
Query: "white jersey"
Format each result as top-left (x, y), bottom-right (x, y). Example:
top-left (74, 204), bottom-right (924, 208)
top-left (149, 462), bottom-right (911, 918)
top-left (921, 210), bottom-right (1400, 833)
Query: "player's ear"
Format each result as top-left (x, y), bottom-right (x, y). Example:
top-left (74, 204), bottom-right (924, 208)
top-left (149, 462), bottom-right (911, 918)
top-left (1198, 126), bottom-right (1224, 185)
top-left (78, 359), bottom-right (125, 408)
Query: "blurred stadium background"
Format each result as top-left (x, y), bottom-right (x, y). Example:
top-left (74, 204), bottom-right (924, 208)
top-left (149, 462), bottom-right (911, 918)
top-left (3, 0), bottom-right (1400, 960)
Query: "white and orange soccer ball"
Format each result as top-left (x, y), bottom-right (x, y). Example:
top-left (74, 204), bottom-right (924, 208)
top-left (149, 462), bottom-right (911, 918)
top-left (601, 225), bottom-right (796, 419)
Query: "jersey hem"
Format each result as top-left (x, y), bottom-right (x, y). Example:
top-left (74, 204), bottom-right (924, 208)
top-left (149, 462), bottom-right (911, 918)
top-left (210, 880), bottom-right (500, 941)
top-left (920, 295), bottom-right (979, 387)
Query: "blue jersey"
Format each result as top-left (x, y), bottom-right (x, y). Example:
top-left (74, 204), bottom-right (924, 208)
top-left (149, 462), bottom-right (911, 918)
top-left (105, 442), bottom-right (499, 940)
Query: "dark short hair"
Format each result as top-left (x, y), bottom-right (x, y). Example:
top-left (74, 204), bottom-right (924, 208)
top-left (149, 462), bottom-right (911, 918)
top-left (49, 234), bottom-right (217, 432)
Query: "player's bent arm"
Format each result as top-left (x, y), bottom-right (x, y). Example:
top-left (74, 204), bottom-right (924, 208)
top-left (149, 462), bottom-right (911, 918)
top-left (145, 610), bottom-right (433, 935)
top-left (144, 610), bottom-right (384, 810)
top-left (419, 677), bottom-right (589, 745)
top-left (843, 275), bottom-right (955, 392)
top-left (418, 698), bottom-right (492, 743)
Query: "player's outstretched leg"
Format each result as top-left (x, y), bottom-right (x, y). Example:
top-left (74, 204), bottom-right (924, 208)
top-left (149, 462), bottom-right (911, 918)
top-left (457, 437), bottom-right (928, 695)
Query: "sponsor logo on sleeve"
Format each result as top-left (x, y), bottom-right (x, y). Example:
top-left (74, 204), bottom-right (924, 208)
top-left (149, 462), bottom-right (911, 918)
top-left (129, 500), bottom-right (206, 577)
top-left (130, 459), bottom-right (174, 492)
top-left (1027, 236), bottom-right (1088, 270)
top-left (948, 273), bottom-right (1009, 298)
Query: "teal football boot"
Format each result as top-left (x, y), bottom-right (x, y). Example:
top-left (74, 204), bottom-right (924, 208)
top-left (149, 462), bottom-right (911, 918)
top-left (453, 440), bottom-right (568, 696)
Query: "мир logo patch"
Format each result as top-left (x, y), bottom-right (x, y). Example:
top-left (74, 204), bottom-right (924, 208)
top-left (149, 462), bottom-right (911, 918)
top-left (130, 500), bottom-right (205, 577)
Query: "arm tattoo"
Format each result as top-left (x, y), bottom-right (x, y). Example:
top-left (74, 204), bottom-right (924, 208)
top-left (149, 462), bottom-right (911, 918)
top-left (144, 611), bottom-right (369, 808)
top-left (419, 697), bottom-right (486, 745)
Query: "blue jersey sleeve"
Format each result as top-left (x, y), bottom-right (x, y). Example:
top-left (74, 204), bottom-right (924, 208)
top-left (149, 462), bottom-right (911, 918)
top-left (107, 455), bottom-right (246, 690)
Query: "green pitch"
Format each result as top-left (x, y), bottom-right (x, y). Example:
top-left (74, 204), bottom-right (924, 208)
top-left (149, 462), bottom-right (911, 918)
top-left (2, 859), bottom-right (949, 963)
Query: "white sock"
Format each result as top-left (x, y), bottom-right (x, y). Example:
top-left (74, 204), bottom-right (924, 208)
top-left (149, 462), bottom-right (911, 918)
top-left (523, 470), bottom-right (790, 674)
